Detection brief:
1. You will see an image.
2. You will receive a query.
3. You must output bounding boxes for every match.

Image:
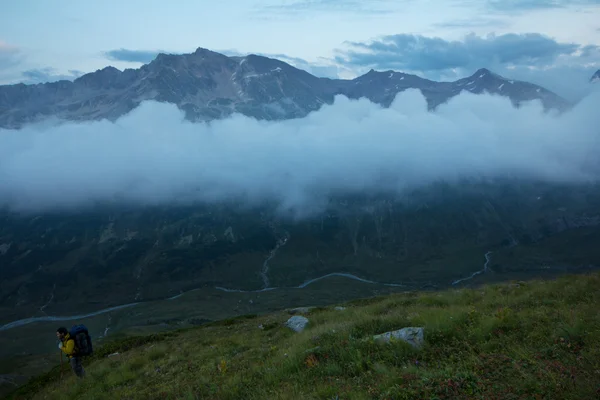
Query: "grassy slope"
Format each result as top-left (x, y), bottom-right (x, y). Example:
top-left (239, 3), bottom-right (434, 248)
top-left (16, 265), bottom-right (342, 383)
top-left (8, 272), bottom-right (600, 400)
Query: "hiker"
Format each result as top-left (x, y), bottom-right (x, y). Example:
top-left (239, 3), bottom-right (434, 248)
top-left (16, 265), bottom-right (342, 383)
top-left (56, 326), bottom-right (86, 378)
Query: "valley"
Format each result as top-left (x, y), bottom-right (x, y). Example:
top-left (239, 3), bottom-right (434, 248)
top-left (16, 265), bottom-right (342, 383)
top-left (0, 43), bottom-right (599, 399)
top-left (1, 179), bottom-right (600, 396)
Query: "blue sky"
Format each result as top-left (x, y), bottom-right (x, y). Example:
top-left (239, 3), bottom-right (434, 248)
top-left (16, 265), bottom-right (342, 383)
top-left (1, 0), bottom-right (599, 100)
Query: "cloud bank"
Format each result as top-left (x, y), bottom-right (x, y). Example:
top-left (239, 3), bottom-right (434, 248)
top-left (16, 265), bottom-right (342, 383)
top-left (336, 33), bottom-right (589, 72)
top-left (484, 0), bottom-right (600, 13)
top-left (258, 0), bottom-right (393, 15)
top-left (21, 67), bottom-right (83, 84)
top-left (1, 90), bottom-right (599, 216)
top-left (104, 48), bottom-right (167, 64)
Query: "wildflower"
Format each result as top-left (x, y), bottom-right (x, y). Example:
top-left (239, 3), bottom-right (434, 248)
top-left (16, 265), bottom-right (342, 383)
top-left (218, 359), bottom-right (227, 374)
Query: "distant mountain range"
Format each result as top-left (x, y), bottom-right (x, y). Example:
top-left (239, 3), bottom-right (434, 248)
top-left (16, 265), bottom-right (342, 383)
top-left (0, 47), bottom-right (573, 129)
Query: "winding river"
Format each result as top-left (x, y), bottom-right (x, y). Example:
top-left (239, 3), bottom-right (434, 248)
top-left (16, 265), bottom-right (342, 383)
top-left (0, 252), bottom-right (492, 332)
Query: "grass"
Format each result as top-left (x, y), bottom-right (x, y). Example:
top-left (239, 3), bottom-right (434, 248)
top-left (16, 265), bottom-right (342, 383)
top-left (7, 272), bottom-right (600, 399)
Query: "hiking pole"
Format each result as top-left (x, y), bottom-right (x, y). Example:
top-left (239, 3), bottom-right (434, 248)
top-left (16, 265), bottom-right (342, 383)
top-left (60, 351), bottom-right (63, 383)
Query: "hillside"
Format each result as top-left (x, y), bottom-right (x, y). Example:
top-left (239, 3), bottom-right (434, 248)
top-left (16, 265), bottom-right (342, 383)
top-left (3, 181), bottom-right (600, 326)
top-left (0, 47), bottom-right (571, 129)
top-left (6, 271), bottom-right (600, 399)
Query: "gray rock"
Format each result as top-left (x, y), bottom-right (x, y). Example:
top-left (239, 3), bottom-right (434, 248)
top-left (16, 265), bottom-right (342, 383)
top-left (373, 327), bottom-right (424, 348)
top-left (224, 226), bottom-right (236, 242)
top-left (0, 243), bottom-right (11, 255)
top-left (285, 315), bottom-right (309, 332)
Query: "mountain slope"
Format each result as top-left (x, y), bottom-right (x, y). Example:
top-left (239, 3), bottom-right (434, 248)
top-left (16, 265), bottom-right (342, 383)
top-left (2, 180), bottom-right (600, 327)
top-left (0, 48), bottom-right (570, 129)
top-left (6, 271), bottom-right (600, 399)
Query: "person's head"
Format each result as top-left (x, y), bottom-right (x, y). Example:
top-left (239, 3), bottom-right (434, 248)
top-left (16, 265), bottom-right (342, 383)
top-left (56, 327), bottom-right (68, 340)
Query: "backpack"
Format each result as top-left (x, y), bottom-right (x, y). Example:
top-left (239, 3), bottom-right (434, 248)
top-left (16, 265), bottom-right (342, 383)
top-left (69, 324), bottom-right (93, 357)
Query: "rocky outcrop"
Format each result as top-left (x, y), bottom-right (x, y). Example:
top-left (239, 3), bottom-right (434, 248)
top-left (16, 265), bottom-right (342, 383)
top-left (285, 316), bottom-right (309, 332)
top-left (373, 327), bottom-right (425, 348)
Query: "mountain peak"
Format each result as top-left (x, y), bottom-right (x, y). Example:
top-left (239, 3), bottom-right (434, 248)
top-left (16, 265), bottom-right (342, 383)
top-left (591, 69), bottom-right (600, 83)
top-left (73, 66), bottom-right (121, 84)
top-left (92, 66), bottom-right (121, 76)
top-left (469, 68), bottom-right (503, 80)
top-left (193, 47), bottom-right (218, 55)
top-left (357, 69), bottom-right (389, 78)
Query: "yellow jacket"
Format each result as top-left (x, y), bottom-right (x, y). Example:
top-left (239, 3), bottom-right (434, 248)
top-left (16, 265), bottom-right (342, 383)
top-left (60, 334), bottom-right (76, 358)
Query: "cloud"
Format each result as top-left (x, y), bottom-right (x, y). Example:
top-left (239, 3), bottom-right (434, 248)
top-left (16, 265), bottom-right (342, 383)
top-left (1, 89), bottom-right (599, 217)
top-left (104, 48), bottom-right (167, 63)
top-left (433, 18), bottom-right (510, 29)
top-left (485, 0), bottom-right (567, 11)
top-left (21, 68), bottom-right (83, 84)
top-left (258, 0), bottom-right (393, 15)
top-left (484, 0), bottom-right (600, 12)
top-left (335, 33), bottom-right (587, 72)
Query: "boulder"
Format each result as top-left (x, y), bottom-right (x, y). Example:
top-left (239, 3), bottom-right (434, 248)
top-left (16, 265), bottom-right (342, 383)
top-left (373, 327), bottom-right (424, 348)
top-left (285, 316), bottom-right (310, 332)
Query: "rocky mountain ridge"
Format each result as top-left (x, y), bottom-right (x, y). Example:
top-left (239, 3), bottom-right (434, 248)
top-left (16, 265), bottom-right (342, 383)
top-left (0, 47), bottom-right (571, 129)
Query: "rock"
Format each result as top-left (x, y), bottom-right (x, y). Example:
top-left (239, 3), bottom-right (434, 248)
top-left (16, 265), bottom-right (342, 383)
top-left (0, 243), bottom-right (11, 255)
top-left (286, 316), bottom-right (310, 332)
top-left (287, 307), bottom-right (315, 315)
top-left (98, 223), bottom-right (116, 244)
top-left (224, 226), bottom-right (236, 242)
top-left (178, 234), bottom-right (194, 246)
top-left (334, 306), bottom-right (346, 311)
top-left (373, 327), bottom-right (424, 348)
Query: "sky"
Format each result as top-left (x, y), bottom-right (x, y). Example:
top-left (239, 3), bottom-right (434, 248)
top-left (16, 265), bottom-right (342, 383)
top-left (1, 90), bottom-right (599, 216)
top-left (1, 0), bottom-right (600, 101)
